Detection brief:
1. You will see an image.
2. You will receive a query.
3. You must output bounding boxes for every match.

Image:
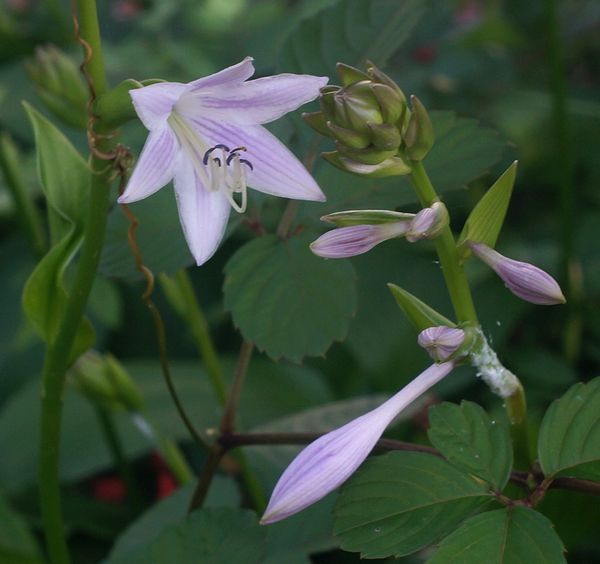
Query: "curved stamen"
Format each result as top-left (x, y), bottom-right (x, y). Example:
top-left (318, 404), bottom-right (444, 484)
top-left (203, 144), bottom-right (231, 164)
top-left (239, 158), bottom-right (254, 171)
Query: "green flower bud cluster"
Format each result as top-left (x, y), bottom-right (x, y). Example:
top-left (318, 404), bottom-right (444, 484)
top-left (303, 61), bottom-right (435, 177)
top-left (25, 45), bottom-right (89, 129)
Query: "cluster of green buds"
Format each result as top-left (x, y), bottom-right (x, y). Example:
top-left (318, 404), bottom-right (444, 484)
top-left (303, 61), bottom-right (434, 177)
top-left (25, 45), bottom-right (89, 129)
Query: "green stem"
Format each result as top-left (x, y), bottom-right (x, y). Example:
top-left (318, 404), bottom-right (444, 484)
top-left (39, 1), bottom-right (112, 562)
top-left (0, 133), bottom-right (46, 257)
top-left (409, 161), bottom-right (478, 325)
top-left (505, 383), bottom-right (531, 470)
top-left (160, 270), bottom-right (227, 405)
top-left (220, 341), bottom-right (254, 434)
top-left (95, 407), bottom-right (143, 507)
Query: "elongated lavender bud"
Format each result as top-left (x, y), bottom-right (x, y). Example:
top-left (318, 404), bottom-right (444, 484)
top-left (406, 202), bottom-right (448, 242)
top-left (260, 361), bottom-right (455, 524)
top-left (310, 222), bottom-right (409, 259)
top-left (418, 326), bottom-right (466, 362)
top-left (469, 242), bottom-right (566, 305)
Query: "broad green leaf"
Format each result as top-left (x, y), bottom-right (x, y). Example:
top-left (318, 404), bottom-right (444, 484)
top-left (224, 233), bottom-right (357, 361)
top-left (537, 377), bottom-right (600, 480)
top-left (427, 401), bottom-right (513, 491)
top-left (108, 480), bottom-right (240, 561)
top-left (0, 493), bottom-right (43, 563)
top-left (334, 452), bottom-right (492, 558)
top-left (105, 508), bottom-right (266, 564)
top-left (457, 161), bottom-right (518, 256)
top-left (428, 507), bottom-right (566, 564)
top-left (22, 104), bottom-right (94, 361)
top-left (388, 283), bottom-right (455, 332)
top-left (279, 0), bottom-right (426, 74)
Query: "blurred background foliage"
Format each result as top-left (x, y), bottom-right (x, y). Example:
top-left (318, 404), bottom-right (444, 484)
top-left (0, 0), bottom-right (598, 562)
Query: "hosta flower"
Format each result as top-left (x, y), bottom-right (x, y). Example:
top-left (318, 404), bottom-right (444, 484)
top-left (118, 57), bottom-right (327, 265)
top-left (261, 361), bottom-right (455, 524)
top-left (469, 242), bottom-right (566, 305)
top-left (418, 326), bottom-right (466, 362)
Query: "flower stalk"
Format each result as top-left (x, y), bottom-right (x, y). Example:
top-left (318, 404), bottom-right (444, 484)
top-left (39, 1), bottom-right (114, 562)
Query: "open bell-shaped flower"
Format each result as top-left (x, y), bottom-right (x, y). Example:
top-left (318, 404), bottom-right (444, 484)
top-left (118, 57), bottom-right (327, 265)
top-left (469, 242), bottom-right (566, 305)
top-left (261, 361), bottom-right (456, 524)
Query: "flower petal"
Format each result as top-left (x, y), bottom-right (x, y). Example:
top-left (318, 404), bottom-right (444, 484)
top-left (118, 126), bottom-right (178, 204)
top-left (187, 57), bottom-right (255, 91)
top-left (130, 82), bottom-right (187, 130)
top-left (177, 73), bottom-right (328, 125)
top-left (189, 118), bottom-right (325, 201)
top-left (173, 158), bottom-right (231, 266)
top-left (261, 361), bottom-right (455, 524)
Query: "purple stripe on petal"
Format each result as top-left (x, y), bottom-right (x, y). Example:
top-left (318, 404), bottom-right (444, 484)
top-left (188, 118), bottom-right (325, 201)
top-left (130, 82), bottom-right (187, 130)
top-left (311, 225), bottom-right (385, 258)
top-left (187, 57), bottom-right (255, 91)
top-left (261, 361), bottom-right (455, 524)
top-left (178, 74), bottom-right (328, 125)
top-left (118, 126), bottom-right (178, 204)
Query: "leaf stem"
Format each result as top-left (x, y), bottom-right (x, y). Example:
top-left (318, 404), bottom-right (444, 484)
top-left (39, 1), bottom-right (113, 561)
top-left (220, 341), bottom-right (254, 435)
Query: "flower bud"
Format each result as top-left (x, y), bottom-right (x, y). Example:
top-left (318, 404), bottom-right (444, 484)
top-left (321, 209), bottom-right (415, 227)
top-left (418, 326), bottom-right (466, 362)
top-left (405, 202), bottom-right (448, 242)
top-left (104, 354), bottom-right (145, 412)
top-left (322, 151), bottom-right (411, 177)
top-left (326, 121), bottom-right (370, 149)
top-left (310, 222), bottom-right (409, 259)
top-left (25, 45), bottom-right (89, 129)
top-left (404, 95), bottom-right (435, 161)
top-left (71, 351), bottom-right (122, 408)
top-left (336, 62), bottom-right (370, 86)
top-left (469, 242), bottom-right (566, 305)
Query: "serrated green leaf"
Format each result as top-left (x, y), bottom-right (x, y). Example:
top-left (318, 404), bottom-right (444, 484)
top-left (0, 493), bottom-right (43, 564)
top-left (105, 508), bottom-right (266, 564)
top-left (279, 0), bottom-right (426, 74)
top-left (388, 283), bottom-right (455, 332)
top-left (22, 104), bottom-right (94, 361)
top-left (224, 233), bottom-right (356, 361)
top-left (427, 401), bottom-right (513, 491)
top-left (457, 161), bottom-right (518, 257)
top-left (334, 451), bottom-right (491, 559)
top-left (428, 507), bottom-right (566, 564)
top-left (537, 377), bottom-right (600, 480)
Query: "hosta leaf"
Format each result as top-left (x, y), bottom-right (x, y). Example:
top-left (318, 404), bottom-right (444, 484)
top-left (105, 508), bottom-right (266, 564)
top-left (0, 493), bottom-right (42, 563)
top-left (388, 283), bottom-right (455, 332)
top-left (428, 401), bottom-right (513, 491)
top-left (224, 233), bottom-right (357, 361)
top-left (22, 104), bottom-right (94, 362)
top-left (279, 0), bottom-right (426, 74)
top-left (428, 507), bottom-right (566, 564)
top-left (457, 161), bottom-right (518, 257)
top-left (537, 377), bottom-right (600, 480)
top-left (334, 451), bottom-right (491, 558)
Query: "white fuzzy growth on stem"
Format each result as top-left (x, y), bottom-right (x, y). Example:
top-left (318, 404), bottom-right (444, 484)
top-left (470, 328), bottom-right (519, 398)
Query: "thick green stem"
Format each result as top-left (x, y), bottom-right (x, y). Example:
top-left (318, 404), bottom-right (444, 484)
top-left (39, 1), bottom-right (112, 562)
top-left (408, 161), bottom-right (530, 468)
top-left (160, 270), bottom-right (227, 405)
top-left (409, 161), bottom-right (478, 325)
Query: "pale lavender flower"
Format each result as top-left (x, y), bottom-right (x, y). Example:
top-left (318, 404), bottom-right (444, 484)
top-left (310, 222), bottom-right (409, 258)
top-left (119, 57), bottom-right (327, 265)
top-left (469, 242), bottom-right (566, 305)
top-left (418, 326), bottom-right (465, 362)
top-left (260, 361), bottom-right (455, 524)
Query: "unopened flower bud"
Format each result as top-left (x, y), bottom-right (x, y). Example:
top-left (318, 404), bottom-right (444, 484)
top-left (322, 151), bottom-right (411, 177)
top-left (406, 202), bottom-right (448, 242)
top-left (404, 95), bottom-right (435, 161)
top-left (71, 351), bottom-right (121, 408)
top-left (321, 209), bottom-right (415, 227)
top-left (311, 222), bottom-right (409, 259)
top-left (104, 354), bottom-right (145, 412)
top-left (336, 62), bottom-right (370, 86)
top-left (368, 123), bottom-right (402, 151)
top-left (418, 326), bottom-right (466, 362)
top-left (326, 121), bottom-right (370, 149)
top-left (25, 45), bottom-right (89, 129)
top-left (469, 242), bottom-right (566, 305)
